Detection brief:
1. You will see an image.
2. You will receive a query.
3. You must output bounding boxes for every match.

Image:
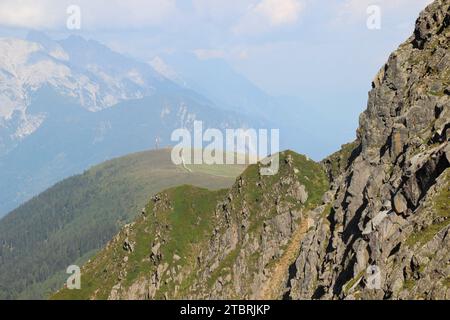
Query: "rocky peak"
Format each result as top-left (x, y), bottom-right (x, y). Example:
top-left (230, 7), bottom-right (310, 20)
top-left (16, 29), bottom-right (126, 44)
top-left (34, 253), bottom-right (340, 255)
top-left (288, 0), bottom-right (450, 300)
top-left (360, 0), bottom-right (449, 164)
top-left (412, 0), bottom-right (450, 50)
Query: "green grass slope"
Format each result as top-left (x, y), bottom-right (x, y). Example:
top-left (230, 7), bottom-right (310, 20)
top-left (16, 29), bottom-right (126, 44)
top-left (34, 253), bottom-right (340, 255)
top-left (0, 148), bottom-right (245, 299)
top-left (52, 185), bottom-right (227, 300)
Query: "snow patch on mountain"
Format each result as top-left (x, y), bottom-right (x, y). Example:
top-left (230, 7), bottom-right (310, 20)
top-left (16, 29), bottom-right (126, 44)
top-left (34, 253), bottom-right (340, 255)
top-left (13, 113), bottom-right (46, 139)
top-left (0, 35), bottom-right (167, 145)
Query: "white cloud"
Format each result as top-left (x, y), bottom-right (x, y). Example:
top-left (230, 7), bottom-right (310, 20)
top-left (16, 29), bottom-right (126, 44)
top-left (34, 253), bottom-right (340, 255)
top-left (233, 0), bottom-right (304, 35)
top-left (256, 0), bottom-right (303, 26)
top-left (0, 0), bottom-right (61, 29)
top-left (0, 0), bottom-right (177, 30)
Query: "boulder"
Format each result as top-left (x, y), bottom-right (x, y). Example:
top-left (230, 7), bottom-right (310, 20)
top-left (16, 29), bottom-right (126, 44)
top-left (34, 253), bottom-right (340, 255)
top-left (292, 182), bottom-right (308, 204)
top-left (393, 192), bottom-right (408, 214)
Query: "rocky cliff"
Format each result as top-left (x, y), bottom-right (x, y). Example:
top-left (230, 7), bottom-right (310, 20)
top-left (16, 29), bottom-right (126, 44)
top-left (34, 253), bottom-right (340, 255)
top-left (53, 0), bottom-right (449, 300)
top-left (287, 0), bottom-right (450, 300)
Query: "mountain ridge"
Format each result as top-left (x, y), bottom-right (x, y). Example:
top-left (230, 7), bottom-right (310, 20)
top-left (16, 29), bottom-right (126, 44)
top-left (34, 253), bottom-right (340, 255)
top-left (0, 148), bottom-right (245, 299)
top-left (52, 150), bottom-right (329, 299)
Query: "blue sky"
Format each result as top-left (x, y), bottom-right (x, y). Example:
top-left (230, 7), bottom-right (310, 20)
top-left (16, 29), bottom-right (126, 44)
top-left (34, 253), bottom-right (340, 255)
top-left (0, 0), bottom-right (433, 150)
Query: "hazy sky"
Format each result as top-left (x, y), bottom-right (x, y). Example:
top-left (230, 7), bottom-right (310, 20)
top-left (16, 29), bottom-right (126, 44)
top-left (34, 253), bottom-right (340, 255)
top-left (0, 0), bottom-right (433, 147)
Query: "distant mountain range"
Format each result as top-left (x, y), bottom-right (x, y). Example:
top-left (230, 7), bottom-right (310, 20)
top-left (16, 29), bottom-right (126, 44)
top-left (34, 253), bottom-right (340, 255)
top-left (149, 52), bottom-right (335, 156)
top-left (0, 32), bottom-right (268, 216)
top-left (0, 31), bottom-right (332, 217)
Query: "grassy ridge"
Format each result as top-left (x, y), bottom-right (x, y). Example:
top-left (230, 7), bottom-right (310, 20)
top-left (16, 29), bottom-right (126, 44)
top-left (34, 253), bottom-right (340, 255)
top-left (53, 185), bottom-right (226, 300)
top-left (52, 150), bottom-right (330, 300)
top-left (0, 148), bottom-right (244, 299)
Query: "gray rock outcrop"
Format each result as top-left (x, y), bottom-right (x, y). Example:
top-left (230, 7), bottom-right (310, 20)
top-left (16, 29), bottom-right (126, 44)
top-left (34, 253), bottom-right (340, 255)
top-left (286, 0), bottom-right (450, 300)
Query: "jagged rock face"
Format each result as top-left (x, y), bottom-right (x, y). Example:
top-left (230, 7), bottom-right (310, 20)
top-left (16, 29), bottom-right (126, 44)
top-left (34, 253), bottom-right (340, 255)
top-left (287, 0), bottom-right (450, 300)
top-left (188, 153), bottom-right (328, 300)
